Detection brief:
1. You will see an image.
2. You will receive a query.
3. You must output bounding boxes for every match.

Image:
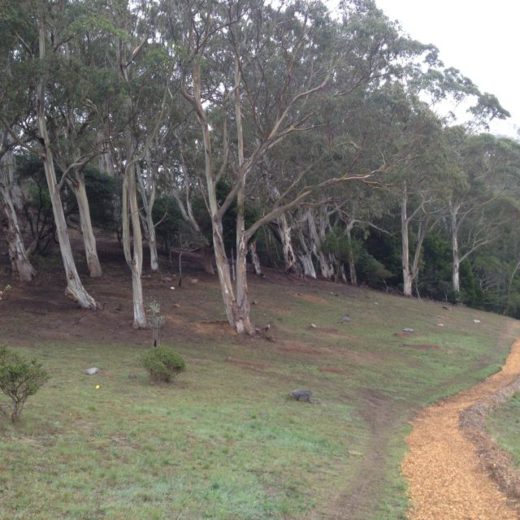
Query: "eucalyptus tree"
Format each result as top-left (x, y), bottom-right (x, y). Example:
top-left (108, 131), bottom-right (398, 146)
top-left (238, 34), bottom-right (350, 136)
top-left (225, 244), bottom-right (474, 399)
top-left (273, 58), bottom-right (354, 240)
top-left (0, 13), bottom-right (36, 282)
top-left (0, 0), bottom-right (98, 307)
top-left (443, 130), bottom-right (520, 296)
top-left (91, 0), bottom-right (173, 327)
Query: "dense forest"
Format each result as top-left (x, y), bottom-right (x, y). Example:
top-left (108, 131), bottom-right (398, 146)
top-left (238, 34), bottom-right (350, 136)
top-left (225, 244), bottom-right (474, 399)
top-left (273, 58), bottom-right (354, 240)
top-left (1, 0), bottom-right (520, 333)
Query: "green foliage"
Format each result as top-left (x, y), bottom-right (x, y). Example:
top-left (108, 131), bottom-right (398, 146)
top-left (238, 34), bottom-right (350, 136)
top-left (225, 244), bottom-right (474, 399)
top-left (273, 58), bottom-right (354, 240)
top-left (357, 250), bottom-right (393, 288)
top-left (141, 347), bottom-right (186, 383)
top-left (0, 347), bottom-right (49, 423)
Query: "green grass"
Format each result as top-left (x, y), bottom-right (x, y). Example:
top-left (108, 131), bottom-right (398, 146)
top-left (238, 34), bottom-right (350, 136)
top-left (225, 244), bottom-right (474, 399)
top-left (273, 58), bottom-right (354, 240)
top-left (486, 392), bottom-right (520, 468)
top-left (0, 278), bottom-right (517, 519)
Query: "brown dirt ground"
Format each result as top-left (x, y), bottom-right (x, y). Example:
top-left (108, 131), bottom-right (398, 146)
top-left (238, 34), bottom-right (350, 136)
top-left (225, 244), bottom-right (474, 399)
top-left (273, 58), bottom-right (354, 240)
top-left (402, 335), bottom-right (520, 520)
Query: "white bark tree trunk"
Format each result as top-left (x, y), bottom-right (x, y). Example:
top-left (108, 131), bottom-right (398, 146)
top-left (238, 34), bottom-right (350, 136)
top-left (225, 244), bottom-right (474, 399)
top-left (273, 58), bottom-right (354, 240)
top-left (249, 241), bottom-right (262, 276)
top-left (37, 17), bottom-right (97, 308)
top-left (122, 147), bottom-right (147, 329)
top-left (69, 172), bottom-right (102, 278)
top-left (233, 58), bottom-right (254, 335)
top-left (346, 224), bottom-right (358, 286)
top-left (0, 152), bottom-right (36, 282)
top-left (401, 184), bottom-right (413, 297)
top-left (450, 203), bottom-right (461, 295)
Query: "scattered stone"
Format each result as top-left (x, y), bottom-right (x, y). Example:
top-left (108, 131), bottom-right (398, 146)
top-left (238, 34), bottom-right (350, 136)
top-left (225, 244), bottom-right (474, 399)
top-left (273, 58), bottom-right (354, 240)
top-left (402, 328), bottom-right (415, 333)
top-left (162, 276), bottom-right (173, 282)
top-left (310, 323), bottom-right (317, 328)
top-left (252, 300), bottom-right (258, 305)
top-left (84, 367), bottom-right (100, 376)
top-left (173, 303), bottom-right (181, 308)
top-left (190, 278), bottom-right (199, 285)
top-left (374, 302), bottom-right (379, 305)
top-left (473, 319), bottom-right (481, 324)
top-left (330, 291), bottom-right (339, 296)
top-left (437, 323), bottom-right (445, 327)
top-left (348, 450), bottom-right (363, 457)
top-left (170, 286), bottom-right (175, 290)
top-left (340, 315), bottom-right (351, 323)
top-left (442, 305), bottom-right (451, 310)
top-left (289, 389), bottom-right (312, 402)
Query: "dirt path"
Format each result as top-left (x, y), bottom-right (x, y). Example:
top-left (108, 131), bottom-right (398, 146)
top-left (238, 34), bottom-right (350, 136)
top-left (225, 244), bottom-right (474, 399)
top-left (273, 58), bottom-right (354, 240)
top-left (402, 338), bottom-right (520, 519)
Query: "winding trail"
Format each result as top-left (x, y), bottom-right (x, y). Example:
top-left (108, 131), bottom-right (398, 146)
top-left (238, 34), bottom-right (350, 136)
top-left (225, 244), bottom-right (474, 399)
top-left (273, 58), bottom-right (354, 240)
top-left (402, 338), bottom-right (520, 519)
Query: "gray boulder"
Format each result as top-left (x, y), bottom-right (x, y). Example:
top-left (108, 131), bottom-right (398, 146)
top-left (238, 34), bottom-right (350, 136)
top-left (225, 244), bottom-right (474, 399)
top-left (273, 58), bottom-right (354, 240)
top-left (289, 389), bottom-right (312, 402)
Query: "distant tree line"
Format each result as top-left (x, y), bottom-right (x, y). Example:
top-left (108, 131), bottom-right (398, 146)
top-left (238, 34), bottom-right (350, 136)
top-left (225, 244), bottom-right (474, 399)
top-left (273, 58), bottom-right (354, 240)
top-left (1, 0), bottom-right (519, 333)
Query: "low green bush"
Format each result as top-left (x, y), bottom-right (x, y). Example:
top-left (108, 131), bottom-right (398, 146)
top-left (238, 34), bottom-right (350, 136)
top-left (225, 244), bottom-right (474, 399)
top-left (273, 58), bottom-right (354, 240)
top-left (0, 347), bottom-right (49, 422)
top-left (141, 347), bottom-right (186, 383)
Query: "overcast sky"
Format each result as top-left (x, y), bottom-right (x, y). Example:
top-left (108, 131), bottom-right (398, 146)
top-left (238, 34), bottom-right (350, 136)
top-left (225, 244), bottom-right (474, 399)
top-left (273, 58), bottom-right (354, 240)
top-left (373, 0), bottom-right (519, 138)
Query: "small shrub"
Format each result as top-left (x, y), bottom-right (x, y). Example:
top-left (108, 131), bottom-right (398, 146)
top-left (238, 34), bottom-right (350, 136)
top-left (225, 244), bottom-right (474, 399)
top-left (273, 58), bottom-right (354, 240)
top-left (0, 347), bottom-right (49, 422)
top-left (141, 347), bottom-right (185, 383)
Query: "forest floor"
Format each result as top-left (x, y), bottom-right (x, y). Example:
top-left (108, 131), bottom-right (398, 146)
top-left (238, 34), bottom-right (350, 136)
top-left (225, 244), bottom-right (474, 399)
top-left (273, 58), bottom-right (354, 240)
top-left (0, 243), bottom-right (519, 519)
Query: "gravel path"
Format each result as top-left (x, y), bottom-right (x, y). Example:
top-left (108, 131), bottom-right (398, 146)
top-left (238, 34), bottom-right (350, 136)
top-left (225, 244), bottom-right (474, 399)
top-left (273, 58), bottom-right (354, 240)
top-left (402, 339), bottom-right (520, 519)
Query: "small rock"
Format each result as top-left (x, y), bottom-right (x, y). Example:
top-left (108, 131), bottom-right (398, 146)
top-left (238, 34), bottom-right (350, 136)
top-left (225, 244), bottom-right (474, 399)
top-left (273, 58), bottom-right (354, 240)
top-left (289, 389), bottom-right (312, 402)
top-left (163, 276), bottom-right (173, 282)
top-left (473, 319), bottom-right (481, 324)
top-left (341, 315), bottom-right (351, 323)
top-left (170, 286), bottom-right (175, 290)
top-left (84, 367), bottom-right (100, 376)
top-left (252, 300), bottom-right (258, 305)
top-left (173, 303), bottom-right (181, 308)
top-left (310, 323), bottom-right (317, 328)
top-left (190, 278), bottom-right (199, 285)
top-left (437, 323), bottom-right (445, 327)
top-left (374, 302), bottom-right (379, 305)
top-left (402, 328), bottom-right (415, 333)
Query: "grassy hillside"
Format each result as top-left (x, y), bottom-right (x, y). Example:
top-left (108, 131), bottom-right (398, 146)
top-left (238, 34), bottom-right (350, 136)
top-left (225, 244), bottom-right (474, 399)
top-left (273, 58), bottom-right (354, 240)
top-left (0, 260), bottom-right (517, 520)
top-left (486, 393), bottom-right (520, 469)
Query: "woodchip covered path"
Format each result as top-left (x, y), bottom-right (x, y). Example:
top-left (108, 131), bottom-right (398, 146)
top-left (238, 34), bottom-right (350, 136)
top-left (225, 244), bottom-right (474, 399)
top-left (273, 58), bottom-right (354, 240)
top-left (402, 338), bottom-right (520, 519)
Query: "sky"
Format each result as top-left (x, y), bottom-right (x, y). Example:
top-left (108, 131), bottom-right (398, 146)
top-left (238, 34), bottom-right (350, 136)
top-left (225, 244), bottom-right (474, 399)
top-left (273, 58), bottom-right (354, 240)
top-left (373, 0), bottom-right (520, 138)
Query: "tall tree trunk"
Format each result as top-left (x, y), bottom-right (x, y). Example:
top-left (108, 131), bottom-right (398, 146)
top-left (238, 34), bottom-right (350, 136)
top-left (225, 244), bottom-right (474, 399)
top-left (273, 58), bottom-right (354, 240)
top-left (233, 58), bottom-right (254, 335)
top-left (69, 172), bottom-right (102, 278)
top-left (450, 204), bottom-right (461, 296)
top-left (37, 17), bottom-right (97, 308)
top-left (275, 214), bottom-right (298, 273)
top-left (137, 161), bottom-right (159, 272)
top-left (122, 148), bottom-right (146, 329)
top-left (249, 241), bottom-right (262, 276)
top-left (0, 153), bottom-right (36, 282)
top-left (401, 184), bottom-right (413, 297)
top-left (346, 224), bottom-right (358, 286)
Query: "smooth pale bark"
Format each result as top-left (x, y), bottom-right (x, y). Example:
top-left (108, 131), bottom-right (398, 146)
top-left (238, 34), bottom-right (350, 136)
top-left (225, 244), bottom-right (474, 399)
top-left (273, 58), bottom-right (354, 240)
top-left (346, 224), bottom-right (358, 286)
top-left (277, 215), bottom-right (298, 273)
top-left (298, 251), bottom-right (317, 279)
top-left (249, 241), bottom-right (262, 276)
top-left (233, 58), bottom-right (254, 335)
top-left (449, 203), bottom-right (462, 295)
top-left (0, 190), bottom-right (36, 282)
top-left (137, 161), bottom-right (159, 272)
top-left (37, 16), bottom-right (97, 308)
top-left (0, 153), bottom-right (36, 282)
top-left (122, 148), bottom-right (147, 329)
top-left (401, 184), bottom-right (413, 297)
top-left (69, 172), bottom-right (102, 278)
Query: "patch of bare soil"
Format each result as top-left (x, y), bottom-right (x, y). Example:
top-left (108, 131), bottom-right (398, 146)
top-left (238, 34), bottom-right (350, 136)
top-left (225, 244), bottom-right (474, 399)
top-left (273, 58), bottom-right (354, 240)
top-left (400, 344), bottom-right (440, 351)
top-left (295, 292), bottom-right (330, 305)
top-left (225, 356), bottom-right (271, 371)
top-left (402, 337), bottom-right (520, 519)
